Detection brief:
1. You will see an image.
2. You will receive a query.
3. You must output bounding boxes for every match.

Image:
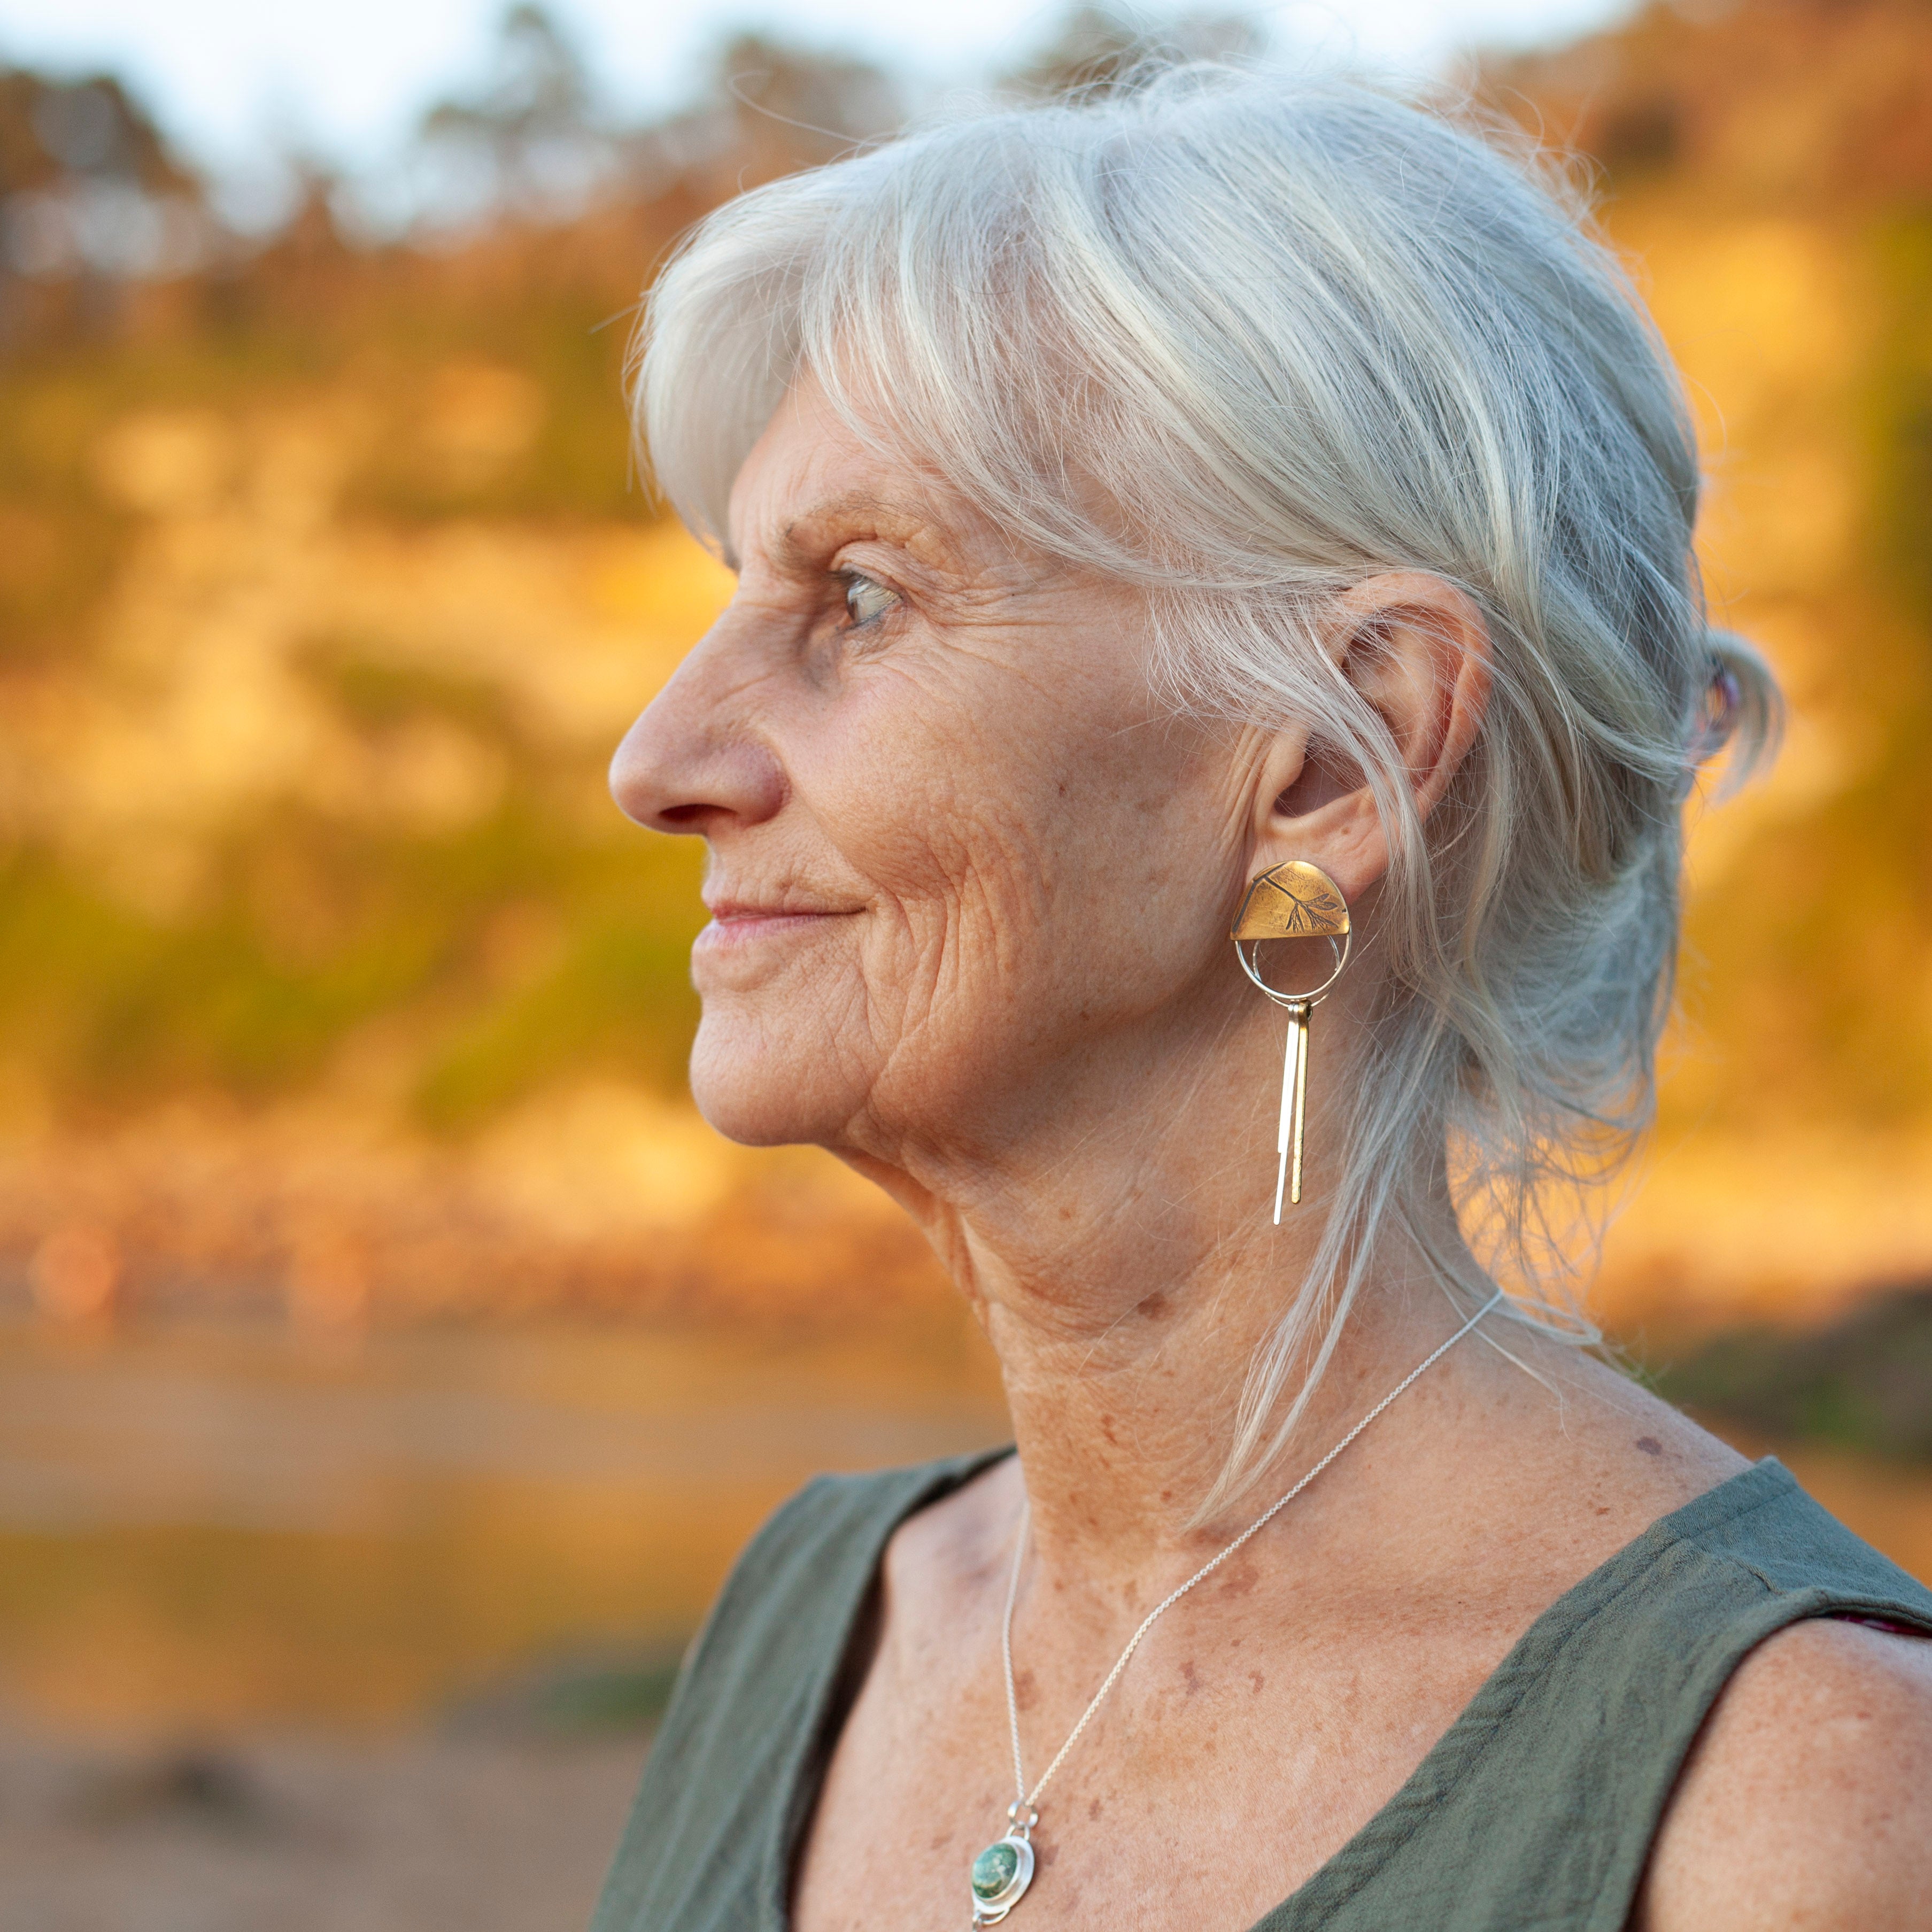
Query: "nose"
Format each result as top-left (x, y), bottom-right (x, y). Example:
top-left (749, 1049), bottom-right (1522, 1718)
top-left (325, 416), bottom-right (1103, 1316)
top-left (609, 627), bottom-right (787, 836)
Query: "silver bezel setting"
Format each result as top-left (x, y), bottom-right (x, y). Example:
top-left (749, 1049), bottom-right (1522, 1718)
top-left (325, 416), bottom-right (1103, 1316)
top-left (969, 1834), bottom-right (1035, 1925)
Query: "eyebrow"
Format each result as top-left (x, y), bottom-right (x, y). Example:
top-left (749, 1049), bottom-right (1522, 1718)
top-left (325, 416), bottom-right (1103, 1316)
top-left (776, 491), bottom-right (918, 567)
top-left (735, 488), bottom-right (953, 579)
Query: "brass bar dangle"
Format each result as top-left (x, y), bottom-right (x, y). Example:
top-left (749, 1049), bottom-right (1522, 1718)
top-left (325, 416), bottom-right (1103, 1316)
top-left (1231, 860), bottom-right (1353, 1223)
top-left (1274, 999), bottom-right (1311, 1222)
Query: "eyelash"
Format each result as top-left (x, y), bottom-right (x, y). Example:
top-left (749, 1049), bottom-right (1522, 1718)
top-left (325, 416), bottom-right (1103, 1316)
top-left (841, 571), bottom-right (899, 631)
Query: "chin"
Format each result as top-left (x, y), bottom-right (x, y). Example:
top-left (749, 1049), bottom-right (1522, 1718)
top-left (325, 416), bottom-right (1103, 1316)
top-left (686, 1008), bottom-right (866, 1149)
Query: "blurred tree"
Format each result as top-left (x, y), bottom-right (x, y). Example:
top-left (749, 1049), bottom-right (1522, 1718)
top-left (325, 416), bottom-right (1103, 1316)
top-left (412, 4), bottom-right (617, 232)
top-left (0, 67), bottom-right (210, 337)
top-left (0, 1), bottom-right (1928, 1319)
top-left (1003, 6), bottom-right (1264, 96)
top-left (620, 32), bottom-right (903, 213)
top-left (709, 32), bottom-right (903, 175)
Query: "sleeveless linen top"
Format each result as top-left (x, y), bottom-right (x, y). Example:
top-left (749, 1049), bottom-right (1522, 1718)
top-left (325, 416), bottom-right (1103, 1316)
top-left (592, 1453), bottom-right (1932, 1932)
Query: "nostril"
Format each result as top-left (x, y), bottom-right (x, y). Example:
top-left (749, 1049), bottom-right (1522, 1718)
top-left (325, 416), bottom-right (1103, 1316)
top-left (608, 718), bottom-right (786, 836)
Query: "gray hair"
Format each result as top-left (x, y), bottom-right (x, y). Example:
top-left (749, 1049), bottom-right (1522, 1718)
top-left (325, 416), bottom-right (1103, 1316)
top-left (633, 66), bottom-right (1781, 1512)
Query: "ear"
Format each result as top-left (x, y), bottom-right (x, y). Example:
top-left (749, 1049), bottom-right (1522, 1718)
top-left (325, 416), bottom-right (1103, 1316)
top-left (1247, 573), bottom-right (1491, 902)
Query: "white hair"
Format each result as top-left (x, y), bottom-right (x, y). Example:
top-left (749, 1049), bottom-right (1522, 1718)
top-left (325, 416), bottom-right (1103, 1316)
top-left (632, 65), bottom-right (1781, 1512)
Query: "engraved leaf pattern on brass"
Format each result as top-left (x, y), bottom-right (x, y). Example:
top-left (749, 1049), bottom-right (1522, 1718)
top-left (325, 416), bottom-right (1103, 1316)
top-left (1230, 860), bottom-right (1350, 941)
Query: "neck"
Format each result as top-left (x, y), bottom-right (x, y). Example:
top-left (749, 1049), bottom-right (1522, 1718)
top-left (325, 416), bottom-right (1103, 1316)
top-left (840, 967), bottom-right (1494, 1596)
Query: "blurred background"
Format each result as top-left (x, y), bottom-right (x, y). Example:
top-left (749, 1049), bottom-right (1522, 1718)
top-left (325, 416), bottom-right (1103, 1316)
top-left (0, 0), bottom-right (1928, 1926)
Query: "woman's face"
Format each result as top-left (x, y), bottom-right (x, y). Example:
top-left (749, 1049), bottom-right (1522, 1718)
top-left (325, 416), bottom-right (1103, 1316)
top-left (610, 378), bottom-right (1255, 1169)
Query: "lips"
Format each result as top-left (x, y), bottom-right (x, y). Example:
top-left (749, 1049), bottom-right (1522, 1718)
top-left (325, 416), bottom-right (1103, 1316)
top-left (703, 899), bottom-right (845, 922)
top-left (693, 897), bottom-right (860, 950)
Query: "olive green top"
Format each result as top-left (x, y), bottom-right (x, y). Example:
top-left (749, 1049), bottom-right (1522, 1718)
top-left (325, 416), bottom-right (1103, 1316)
top-left (592, 1453), bottom-right (1932, 1932)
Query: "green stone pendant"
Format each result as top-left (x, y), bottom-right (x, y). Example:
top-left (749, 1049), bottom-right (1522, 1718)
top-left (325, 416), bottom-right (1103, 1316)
top-left (969, 1809), bottom-right (1037, 1926)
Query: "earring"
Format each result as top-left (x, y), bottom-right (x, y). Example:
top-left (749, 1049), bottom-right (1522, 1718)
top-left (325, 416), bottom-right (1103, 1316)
top-left (1231, 861), bottom-right (1352, 1222)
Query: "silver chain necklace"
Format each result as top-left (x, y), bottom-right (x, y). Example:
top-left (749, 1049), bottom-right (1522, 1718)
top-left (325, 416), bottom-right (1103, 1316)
top-left (966, 1288), bottom-right (1503, 1927)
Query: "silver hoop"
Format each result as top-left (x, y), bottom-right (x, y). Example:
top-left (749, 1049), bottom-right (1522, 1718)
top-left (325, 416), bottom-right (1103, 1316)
top-left (1235, 929), bottom-right (1350, 1009)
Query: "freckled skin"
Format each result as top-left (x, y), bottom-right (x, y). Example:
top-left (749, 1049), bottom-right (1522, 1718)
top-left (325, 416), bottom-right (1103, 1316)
top-left (1216, 1555), bottom-right (1261, 1599)
top-left (612, 380), bottom-right (1932, 1932)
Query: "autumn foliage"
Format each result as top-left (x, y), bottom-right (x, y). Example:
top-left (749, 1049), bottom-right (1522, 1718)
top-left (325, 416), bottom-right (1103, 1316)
top-left (2, 1), bottom-right (1929, 1337)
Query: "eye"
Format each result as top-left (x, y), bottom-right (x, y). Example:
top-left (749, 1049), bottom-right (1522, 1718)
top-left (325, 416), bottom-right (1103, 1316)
top-left (843, 571), bottom-right (899, 629)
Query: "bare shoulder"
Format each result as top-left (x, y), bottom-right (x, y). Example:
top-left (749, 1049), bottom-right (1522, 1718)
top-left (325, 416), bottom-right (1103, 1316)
top-left (1457, 1341), bottom-right (1749, 1559)
top-left (1635, 1617), bottom-right (1932, 1931)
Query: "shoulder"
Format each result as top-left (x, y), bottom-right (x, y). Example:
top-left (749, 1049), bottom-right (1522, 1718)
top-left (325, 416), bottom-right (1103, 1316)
top-left (710, 1466), bottom-right (891, 1614)
top-left (1635, 1617), bottom-right (1932, 1931)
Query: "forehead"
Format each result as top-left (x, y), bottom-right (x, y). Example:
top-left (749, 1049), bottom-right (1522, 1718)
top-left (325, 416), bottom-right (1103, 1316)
top-left (723, 375), bottom-right (984, 575)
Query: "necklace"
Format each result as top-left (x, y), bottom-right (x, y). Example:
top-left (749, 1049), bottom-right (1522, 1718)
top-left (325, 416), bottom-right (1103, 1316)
top-left (965, 1288), bottom-right (1503, 1926)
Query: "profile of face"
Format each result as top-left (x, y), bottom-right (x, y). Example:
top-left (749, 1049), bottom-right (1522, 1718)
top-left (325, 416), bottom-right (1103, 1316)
top-left (609, 378), bottom-right (1259, 1178)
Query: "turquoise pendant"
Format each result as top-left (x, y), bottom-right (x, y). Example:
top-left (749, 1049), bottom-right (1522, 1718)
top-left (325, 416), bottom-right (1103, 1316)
top-left (969, 1827), bottom-right (1035, 1925)
top-left (968, 1798), bottom-right (1038, 1925)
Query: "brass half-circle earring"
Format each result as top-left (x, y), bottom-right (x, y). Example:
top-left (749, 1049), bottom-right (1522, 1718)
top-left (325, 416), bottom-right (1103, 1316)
top-left (1231, 860), bottom-right (1352, 1222)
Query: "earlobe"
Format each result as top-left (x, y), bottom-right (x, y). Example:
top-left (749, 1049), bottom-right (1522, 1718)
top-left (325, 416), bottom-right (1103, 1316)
top-left (1245, 732), bottom-right (1395, 905)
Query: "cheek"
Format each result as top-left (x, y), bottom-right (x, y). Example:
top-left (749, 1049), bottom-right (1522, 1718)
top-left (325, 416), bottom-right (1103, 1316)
top-left (818, 678), bottom-right (1226, 1053)
top-left (687, 657), bottom-right (1238, 1152)
top-left (683, 693), bottom-right (1019, 1145)
top-left (820, 681), bottom-right (1061, 954)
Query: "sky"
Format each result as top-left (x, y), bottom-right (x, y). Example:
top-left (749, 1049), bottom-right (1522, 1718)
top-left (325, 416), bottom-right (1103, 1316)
top-left (0, 0), bottom-right (1632, 180)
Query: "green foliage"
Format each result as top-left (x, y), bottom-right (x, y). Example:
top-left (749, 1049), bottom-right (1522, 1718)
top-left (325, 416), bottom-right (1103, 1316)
top-left (1872, 213), bottom-right (1932, 633)
top-left (308, 644), bottom-right (508, 736)
top-left (451, 1644), bottom-right (687, 1736)
top-left (412, 900), bottom-right (701, 1131)
top-left (337, 289), bottom-right (640, 523)
top-left (1655, 1286), bottom-right (1932, 1460)
top-left (0, 372), bottom-right (132, 666)
top-left (0, 194), bottom-right (691, 1130)
top-left (0, 824), bottom-right (702, 1124)
top-left (0, 781), bottom-right (702, 1127)
top-left (0, 849), bottom-right (437, 1100)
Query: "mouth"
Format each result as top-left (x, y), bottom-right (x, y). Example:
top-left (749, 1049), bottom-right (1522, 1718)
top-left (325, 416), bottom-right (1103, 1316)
top-left (694, 899), bottom-right (860, 950)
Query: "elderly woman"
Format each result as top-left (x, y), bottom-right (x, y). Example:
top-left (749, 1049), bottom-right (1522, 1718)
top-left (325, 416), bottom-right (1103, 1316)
top-left (597, 68), bottom-right (1932, 1932)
